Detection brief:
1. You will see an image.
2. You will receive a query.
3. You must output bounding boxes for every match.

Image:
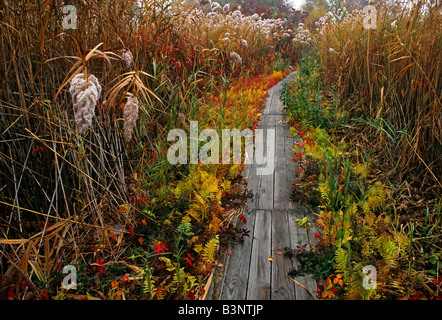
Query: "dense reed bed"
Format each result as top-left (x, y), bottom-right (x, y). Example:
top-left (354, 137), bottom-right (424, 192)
top-left (0, 0), bottom-right (298, 299)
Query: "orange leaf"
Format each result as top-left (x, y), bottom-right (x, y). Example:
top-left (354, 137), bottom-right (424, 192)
top-left (268, 257), bottom-right (274, 262)
top-left (325, 277), bottom-right (333, 289)
top-left (333, 277), bottom-right (339, 284)
top-left (111, 280), bottom-right (119, 288)
top-left (321, 290), bottom-right (334, 299)
top-left (138, 237), bottom-right (144, 245)
top-left (113, 289), bottom-right (123, 298)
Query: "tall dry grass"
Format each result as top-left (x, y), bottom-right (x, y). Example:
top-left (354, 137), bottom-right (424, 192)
top-left (0, 0), bottom-right (298, 299)
top-left (315, 0), bottom-right (441, 193)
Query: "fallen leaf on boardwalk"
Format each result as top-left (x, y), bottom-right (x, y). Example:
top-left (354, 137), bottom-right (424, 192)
top-left (273, 250), bottom-right (283, 255)
top-left (268, 256), bottom-right (274, 262)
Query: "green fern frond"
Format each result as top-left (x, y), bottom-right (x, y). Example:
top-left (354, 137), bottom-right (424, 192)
top-left (158, 256), bottom-right (175, 272)
top-left (171, 267), bottom-right (197, 295)
top-left (143, 275), bottom-right (156, 295)
top-left (335, 247), bottom-right (349, 274)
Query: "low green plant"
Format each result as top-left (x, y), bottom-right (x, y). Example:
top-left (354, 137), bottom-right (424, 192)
top-left (280, 59), bottom-right (343, 130)
top-left (289, 247), bottom-right (336, 280)
top-left (294, 217), bottom-right (312, 229)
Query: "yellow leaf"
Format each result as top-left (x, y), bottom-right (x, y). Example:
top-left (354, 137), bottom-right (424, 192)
top-left (220, 180), bottom-right (231, 192)
top-left (205, 181), bottom-right (219, 193)
top-left (322, 290), bottom-right (334, 299)
top-left (158, 257), bottom-right (175, 272)
top-left (194, 192), bottom-right (205, 205)
top-left (193, 244), bottom-right (203, 254)
top-left (268, 256), bottom-right (274, 262)
top-left (186, 208), bottom-right (201, 222)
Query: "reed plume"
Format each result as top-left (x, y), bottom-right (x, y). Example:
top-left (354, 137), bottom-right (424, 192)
top-left (69, 73), bottom-right (102, 134)
top-left (123, 93), bottom-right (139, 141)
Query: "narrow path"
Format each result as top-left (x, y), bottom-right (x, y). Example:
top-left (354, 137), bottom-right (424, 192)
top-left (210, 72), bottom-right (319, 300)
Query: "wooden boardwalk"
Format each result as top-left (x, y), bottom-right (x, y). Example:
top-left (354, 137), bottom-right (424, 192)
top-left (209, 72), bottom-right (319, 300)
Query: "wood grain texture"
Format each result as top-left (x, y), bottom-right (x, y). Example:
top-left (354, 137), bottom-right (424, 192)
top-left (271, 209), bottom-right (295, 300)
top-left (247, 209), bottom-right (272, 300)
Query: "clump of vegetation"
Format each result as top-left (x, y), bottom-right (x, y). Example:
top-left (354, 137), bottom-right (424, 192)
top-left (0, 0), bottom-right (298, 300)
top-left (281, 0), bottom-right (441, 300)
top-left (281, 54), bottom-right (344, 130)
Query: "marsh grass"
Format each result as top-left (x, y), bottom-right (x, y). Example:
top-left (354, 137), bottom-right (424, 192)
top-left (316, 0), bottom-right (441, 191)
top-left (0, 0), bottom-right (298, 299)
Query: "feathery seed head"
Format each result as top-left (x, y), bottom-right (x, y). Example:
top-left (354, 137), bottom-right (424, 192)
top-left (123, 93), bottom-right (139, 141)
top-left (69, 73), bottom-right (101, 135)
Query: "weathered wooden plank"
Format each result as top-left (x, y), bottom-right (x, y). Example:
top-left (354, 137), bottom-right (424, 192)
top-left (284, 131), bottom-right (297, 212)
top-left (220, 209), bottom-right (255, 300)
top-left (288, 209), bottom-right (317, 300)
top-left (268, 88), bottom-right (279, 114)
top-left (245, 107), bottom-right (269, 212)
top-left (219, 159), bottom-right (262, 299)
top-left (243, 157), bottom-right (252, 182)
top-left (244, 166), bottom-right (262, 213)
top-left (263, 89), bottom-right (274, 114)
top-left (271, 209), bottom-right (295, 300)
top-left (274, 112), bottom-right (290, 210)
top-left (257, 112), bottom-right (275, 210)
top-left (247, 209), bottom-right (272, 300)
top-left (271, 106), bottom-right (296, 299)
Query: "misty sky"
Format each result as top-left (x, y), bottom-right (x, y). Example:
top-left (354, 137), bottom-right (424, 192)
top-left (286, 0), bottom-right (304, 9)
